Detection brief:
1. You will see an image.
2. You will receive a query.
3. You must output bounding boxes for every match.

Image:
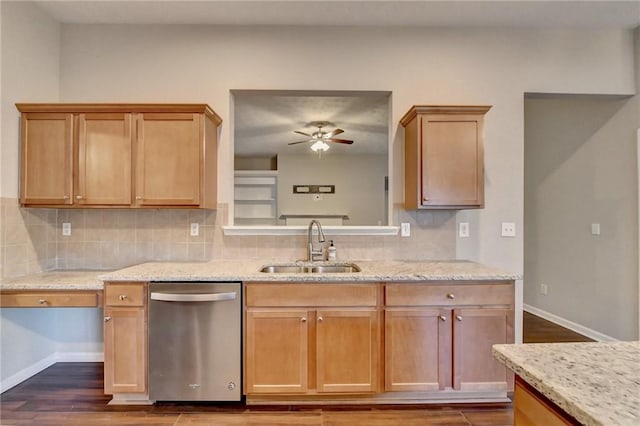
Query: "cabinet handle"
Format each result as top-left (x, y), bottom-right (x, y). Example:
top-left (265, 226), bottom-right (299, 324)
top-left (75, 195), bottom-right (83, 200)
top-left (119, 295), bottom-right (127, 301)
top-left (456, 315), bottom-right (463, 321)
top-left (318, 316), bottom-right (323, 322)
top-left (104, 316), bottom-right (112, 322)
top-left (301, 317), bottom-right (307, 322)
top-left (438, 315), bottom-right (447, 321)
top-left (446, 293), bottom-right (455, 300)
top-left (38, 299), bottom-right (47, 304)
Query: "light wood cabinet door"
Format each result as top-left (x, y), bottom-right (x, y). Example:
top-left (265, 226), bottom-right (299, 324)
top-left (420, 115), bottom-right (484, 207)
top-left (136, 113), bottom-right (201, 206)
top-left (401, 106), bottom-right (490, 209)
top-left (103, 307), bottom-right (147, 394)
top-left (384, 308), bottom-right (451, 392)
top-left (316, 309), bottom-right (379, 393)
top-left (452, 308), bottom-right (512, 392)
top-left (77, 113), bottom-right (133, 205)
top-left (245, 309), bottom-right (309, 394)
top-left (20, 113), bottom-right (73, 205)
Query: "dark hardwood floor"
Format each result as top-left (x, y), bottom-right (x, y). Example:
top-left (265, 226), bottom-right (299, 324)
top-left (523, 311), bottom-right (594, 343)
top-left (0, 312), bottom-right (592, 425)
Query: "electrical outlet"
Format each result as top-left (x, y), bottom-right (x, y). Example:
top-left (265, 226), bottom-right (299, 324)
top-left (459, 222), bottom-right (469, 238)
top-left (540, 283), bottom-right (548, 296)
top-left (591, 223), bottom-right (601, 235)
top-left (501, 222), bottom-right (516, 237)
top-left (190, 223), bottom-right (199, 237)
top-left (62, 222), bottom-right (71, 236)
top-left (401, 222), bottom-right (410, 237)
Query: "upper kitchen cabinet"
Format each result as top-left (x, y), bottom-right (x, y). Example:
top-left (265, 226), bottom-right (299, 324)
top-left (400, 105), bottom-right (491, 209)
top-left (17, 104), bottom-right (221, 209)
top-left (19, 112), bottom-right (74, 205)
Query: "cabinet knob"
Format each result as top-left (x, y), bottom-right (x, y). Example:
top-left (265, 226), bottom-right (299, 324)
top-left (301, 317), bottom-right (307, 322)
top-left (456, 315), bottom-right (463, 321)
top-left (119, 294), bottom-right (127, 301)
top-left (438, 315), bottom-right (447, 322)
top-left (39, 298), bottom-right (47, 304)
top-left (135, 196), bottom-right (143, 200)
top-left (63, 195), bottom-right (69, 200)
top-left (446, 293), bottom-right (455, 300)
top-left (318, 316), bottom-right (324, 322)
top-left (104, 316), bottom-right (112, 322)
top-left (423, 196), bottom-right (429, 202)
top-left (75, 195), bottom-right (83, 200)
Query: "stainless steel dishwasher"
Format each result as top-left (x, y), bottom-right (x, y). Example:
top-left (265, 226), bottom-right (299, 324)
top-left (148, 282), bottom-right (241, 401)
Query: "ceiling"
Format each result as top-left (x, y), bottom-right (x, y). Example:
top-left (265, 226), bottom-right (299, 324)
top-left (233, 91), bottom-right (390, 157)
top-left (34, 1), bottom-right (640, 29)
top-left (32, 1), bottom-right (639, 158)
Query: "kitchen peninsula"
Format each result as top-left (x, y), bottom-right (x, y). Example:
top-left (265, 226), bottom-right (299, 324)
top-left (493, 341), bottom-right (640, 426)
top-left (1, 260), bottom-right (519, 405)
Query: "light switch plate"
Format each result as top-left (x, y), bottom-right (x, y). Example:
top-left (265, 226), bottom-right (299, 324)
top-left (401, 222), bottom-right (410, 237)
top-left (62, 222), bottom-right (71, 236)
top-left (591, 223), bottom-right (601, 235)
top-left (190, 223), bottom-right (199, 237)
top-left (459, 222), bottom-right (469, 238)
top-left (501, 222), bottom-right (516, 237)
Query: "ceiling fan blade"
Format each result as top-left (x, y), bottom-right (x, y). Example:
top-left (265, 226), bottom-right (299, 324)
top-left (327, 138), bottom-right (354, 144)
top-left (324, 128), bottom-right (344, 138)
top-left (287, 140), bottom-right (312, 145)
top-left (293, 130), bottom-right (312, 137)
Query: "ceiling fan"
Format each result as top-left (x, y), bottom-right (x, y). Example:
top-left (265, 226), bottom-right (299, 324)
top-left (288, 121), bottom-right (353, 152)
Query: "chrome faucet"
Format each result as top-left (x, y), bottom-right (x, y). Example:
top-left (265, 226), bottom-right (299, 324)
top-left (307, 220), bottom-right (326, 262)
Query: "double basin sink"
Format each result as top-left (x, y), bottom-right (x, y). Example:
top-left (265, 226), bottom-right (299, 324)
top-left (259, 263), bottom-right (361, 274)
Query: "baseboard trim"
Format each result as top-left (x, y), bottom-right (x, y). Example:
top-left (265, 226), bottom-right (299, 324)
top-left (524, 304), bottom-right (617, 342)
top-left (0, 351), bottom-right (103, 393)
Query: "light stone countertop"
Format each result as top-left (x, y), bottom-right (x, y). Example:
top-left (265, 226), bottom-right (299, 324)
top-left (493, 341), bottom-right (640, 426)
top-left (0, 260), bottom-right (519, 291)
top-left (97, 259), bottom-right (519, 283)
top-left (0, 270), bottom-right (109, 290)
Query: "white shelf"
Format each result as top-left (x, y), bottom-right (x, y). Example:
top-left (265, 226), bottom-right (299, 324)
top-left (234, 170), bottom-right (278, 226)
top-left (223, 225), bottom-right (400, 236)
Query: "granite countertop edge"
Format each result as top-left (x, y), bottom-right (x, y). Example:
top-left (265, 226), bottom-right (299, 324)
top-left (0, 260), bottom-right (521, 291)
top-left (493, 342), bottom-right (640, 426)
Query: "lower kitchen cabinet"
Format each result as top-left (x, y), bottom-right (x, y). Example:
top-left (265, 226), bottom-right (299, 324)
top-left (244, 283), bottom-right (380, 397)
top-left (385, 308), bottom-right (451, 391)
top-left (103, 282), bottom-right (147, 395)
top-left (316, 309), bottom-right (378, 393)
top-left (453, 308), bottom-right (512, 391)
top-left (245, 309), bottom-right (309, 394)
top-left (385, 283), bottom-right (514, 394)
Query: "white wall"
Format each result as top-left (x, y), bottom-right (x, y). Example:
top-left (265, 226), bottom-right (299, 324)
top-left (524, 94), bottom-right (639, 341)
top-left (277, 154), bottom-right (387, 226)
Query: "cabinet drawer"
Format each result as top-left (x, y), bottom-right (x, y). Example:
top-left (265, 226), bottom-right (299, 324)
top-left (104, 283), bottom-right (145, 307)
top-left (246, 283), bottom-right (378, 307)
top-left (385, 283), bottom-right (513, 307)
top-left (0, 291), bottom-right (99, 307)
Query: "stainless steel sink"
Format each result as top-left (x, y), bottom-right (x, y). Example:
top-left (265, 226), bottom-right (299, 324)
top-left (259, 263), bottom-right (361, 273)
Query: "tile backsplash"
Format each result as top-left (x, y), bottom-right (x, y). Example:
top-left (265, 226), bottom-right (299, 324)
top-left (0, 198), bottom-right (455, 279)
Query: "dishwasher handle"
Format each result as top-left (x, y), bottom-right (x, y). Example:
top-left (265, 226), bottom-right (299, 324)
top-left (150, 291), bottom-right (237, 303)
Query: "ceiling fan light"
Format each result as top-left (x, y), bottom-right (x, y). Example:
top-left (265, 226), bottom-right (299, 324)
top-left (310, 140), bottom-right (330, 152)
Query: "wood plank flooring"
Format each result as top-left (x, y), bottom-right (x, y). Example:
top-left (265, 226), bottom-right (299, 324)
top-left (523, 311), bottom-right (594, 343)
top-left (0, 312), bottom-right (592, 425)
